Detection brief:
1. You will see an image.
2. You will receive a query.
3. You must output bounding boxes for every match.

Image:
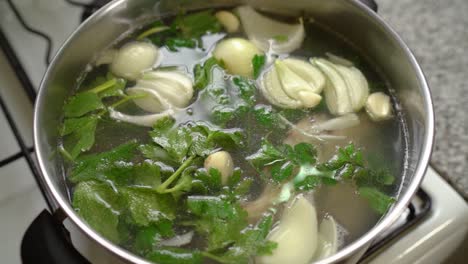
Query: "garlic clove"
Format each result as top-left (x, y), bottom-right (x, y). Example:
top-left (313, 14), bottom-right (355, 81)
top-left (215, 11), bottom-right (240, 33)
top-left (312, 58), bottom-right (353, 115)
top-left (242, 185), bottom-right (281, 223)
top-left (365, 92), bottom-right (393, 121)
top-left (110, 41), bottom-right (159, 80)
top-left (283, 58), bottom-right (325, 94)
top-left (257, 194), bottom-right (318, 264)
top-left (314, 216), bottom-right (339, 260)
top-left (109, 109), bottom-right (174, 127)
top-left (237, 5), bottom-right (305, 54)
top-left (213, 38), bottom-right (262, 78)
top-left (204, 151), bottom-right (234, 185)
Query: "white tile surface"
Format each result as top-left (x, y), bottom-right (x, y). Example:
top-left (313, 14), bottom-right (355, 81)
top-left (0, 158), bottom-right (37, 203)
top-left (0, 109), bottom-right (20, 160)
top-left (0, 187), bottom-right (47, 264)
top-left (0, 0), bottom-right (82, 88)
top-left (0, 49), bottom-right (35, 147)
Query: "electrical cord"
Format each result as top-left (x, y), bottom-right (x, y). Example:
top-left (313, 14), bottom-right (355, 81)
top-left (64, 0), bottom-right (95, 8)
top-left (5, 0), bottom-right (53, 65)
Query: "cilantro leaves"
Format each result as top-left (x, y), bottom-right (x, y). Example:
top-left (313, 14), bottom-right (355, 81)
top-left (60, 76), bottom-right (127, 159)
top-left (187, 196), bottom-right (277, 263)
top-left (247, 140), bottom-right (395, 214)
top-left (140, 10), bottom-right (222, 51)
top-left (246, 139), bottom-right (317, 183)
top-left (252, 54), bottom-right (266, 79)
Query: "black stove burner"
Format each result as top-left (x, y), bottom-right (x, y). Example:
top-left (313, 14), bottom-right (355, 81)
top-left (81, 0), bottom-right (112, 22)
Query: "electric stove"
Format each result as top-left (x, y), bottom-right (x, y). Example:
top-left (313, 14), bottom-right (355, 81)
top-left (0, 1), bottom-right (466, 263)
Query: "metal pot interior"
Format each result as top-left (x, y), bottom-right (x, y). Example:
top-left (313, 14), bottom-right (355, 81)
top-left (34, 0), bottom-right (434, 263)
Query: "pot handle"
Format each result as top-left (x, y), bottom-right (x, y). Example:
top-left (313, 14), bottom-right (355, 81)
top-left (357, 0), bottom-right (378, 12)
top-left (21, 210), bottom-right (90, 264)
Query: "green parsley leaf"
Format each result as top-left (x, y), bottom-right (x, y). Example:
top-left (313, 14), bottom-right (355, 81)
top-left (62, 115), bottom-right (99, 159)
top-left (69, 141), bottom-right (138, 183)
top-left (64, 92), bottom-right (104, 118)
top-left (253, 105), bottom-right (280, 128)
top-left (121, 187), bottom-right (176, 226)
top-left (271, 161), bottom-right (295, 182)
top-left (175, 10), bottom-right (222, 40)
top-left (165, 37), bottom-right (197, 51)
top-left (273, 35), bottom-right (288, 43)
top-left (194, 57), bottom-right (224, 90)
top-left (358, 187), bottom-right (395, 214)
top-left (72, 181), bottom-right (123, 243)
top-left (252, 54), bottom-right (266, 79)
top-left (147, 248), bottom-right (203, 264)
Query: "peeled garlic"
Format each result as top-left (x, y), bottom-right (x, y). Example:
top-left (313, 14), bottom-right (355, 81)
top-left (110, 41), bottom-right (160, 80)
top-left (260, 59), bottom-right (324, 109)
top-left (213, 38), bottom-right (262, 78)
top-left (237, 5), bottom-right (305, 54)
top-left (365, 92), bottom-right (393, 121)
top-left (204, 151), bottom-right (234, 185)
top-left (215, 11), bottom-right (240, 33)
top-left (314, 216), bottom-right (339, 260)
top-left (311, 58), bottom-right (369, 115)
top-left (126, 70), bottom-right (193, 113)
top-left (256, 194), bottom-right (318, 264)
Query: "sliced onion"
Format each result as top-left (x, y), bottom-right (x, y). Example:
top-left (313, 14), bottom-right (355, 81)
top-left (312, 58), bottom-right (352, 115)
top-left (127, 70), bottom-right (193, 113)
top-left (260, 59), bottom-right (325, 109)
top-left (109, 109), bottom-right (174, 127)
top-left (311, 113), bottom-right (360, 132)
top-left (314, 216), bottom-right (339, 260)
top-left (325, 52), bottom-right (354, 67)
top-left (261, 65), bottom-right (302, 109)
top-left (237, 5), bottom-right (305, 54)
top-left (95, 49), bottom-right (117, 66)
top-left (256, 195), bottom-right (318, 264)
top-left (159, 231), bottom-right (194, 247)
top-left (283, 58), bottom-right (325, 94)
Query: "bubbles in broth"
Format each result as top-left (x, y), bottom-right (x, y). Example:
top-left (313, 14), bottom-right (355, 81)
top-left (59, 5), bottom-right (406, 264)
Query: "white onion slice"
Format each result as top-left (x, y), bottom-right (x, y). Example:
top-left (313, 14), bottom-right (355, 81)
top-left (109, 109), bottom-right (174, 127)
top-left (311, 113), bottom-right (360, 132)
top-left (256, 194), bottom-right (318, 264)
top-left (237, 5), bottom-right (305, 54)
top-left (314, 216), bottom-right (339, 260)
top-left (325, 52), bottom-right (354, 67)
top-left (159, 231), bottom-right (194, 247)
top-left (127, 70), bottom-right (193, 113)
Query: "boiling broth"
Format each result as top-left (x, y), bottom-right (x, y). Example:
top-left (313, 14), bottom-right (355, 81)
top-left (60, 6), bottom-right (407, 264)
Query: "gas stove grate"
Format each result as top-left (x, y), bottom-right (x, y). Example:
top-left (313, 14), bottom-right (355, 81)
top-left (0, 0), bottom-right (432, 262)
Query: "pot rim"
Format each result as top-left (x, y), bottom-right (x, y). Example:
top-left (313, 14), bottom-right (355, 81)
top-left (33, 0), bottom-right (435, 263)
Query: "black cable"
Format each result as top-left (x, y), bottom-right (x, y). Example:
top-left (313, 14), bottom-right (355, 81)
top-left (5, 0), bottom-right (53, 66)
top-left (64, 0), bottom-right (94, 8)
top-left (0, 94), bottom-right (56, 212)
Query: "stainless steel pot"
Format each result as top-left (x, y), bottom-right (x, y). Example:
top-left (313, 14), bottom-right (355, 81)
top-left (30, 0), bottom-right (434, 263)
